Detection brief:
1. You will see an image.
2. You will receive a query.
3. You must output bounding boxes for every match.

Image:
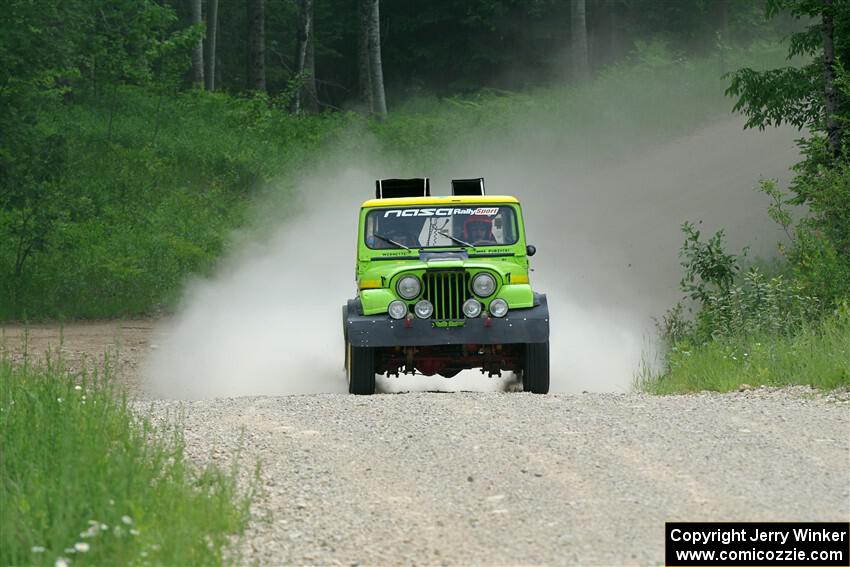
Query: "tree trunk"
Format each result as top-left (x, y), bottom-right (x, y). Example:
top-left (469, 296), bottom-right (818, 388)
top-left (291, 0), bottom-right (319, 113)
top-left (190, 0), bottom-right (204, 88)
top-left (357, 0), bottom-right (373, 112)
top-left (607, 0), bottom-right (619, 62)
top-left (367, 0), bottom-right (387, 117)
top-left (205, 0), bottom-right (218, 90)
top-left (570, 0), bottom-right (589, 80)
top-left (304, 27), bottom-right (318, 112)
top-left (247, 0), bottom-right (266, 92)
top-left (822, 0), bottom-right (841, 160)
top-left (719, 0), bottom-right (729, 41)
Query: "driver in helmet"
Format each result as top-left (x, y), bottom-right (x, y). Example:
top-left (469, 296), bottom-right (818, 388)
top-left (464, 215), bottom-right (497, 246)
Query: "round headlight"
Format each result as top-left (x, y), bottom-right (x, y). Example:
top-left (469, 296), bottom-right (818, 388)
top-left (414, 299), bottom-right (433, 319)
top-left (472, 273), bottom-right (497, 297)
top-left (388, 300), bottom-right (408, 320)
top-left (462, 298), bottom-right (482, 318)
top-left (489, 298), bottom-right (509, 318)
top-left (396, 275), bottom-right (421, 299)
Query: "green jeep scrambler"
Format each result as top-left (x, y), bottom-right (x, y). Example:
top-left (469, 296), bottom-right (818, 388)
top-left (342, 178), bottom-right (549, 395)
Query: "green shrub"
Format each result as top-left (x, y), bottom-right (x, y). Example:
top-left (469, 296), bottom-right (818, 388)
top-left (660, 223), bottom-right (822, 346)
top-left (0, 354), bottom-right (253, 566)
top-left (779, 164), bottom-right (850, 305)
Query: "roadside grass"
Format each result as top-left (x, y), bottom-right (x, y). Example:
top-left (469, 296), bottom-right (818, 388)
top-left (637, 306), bottom-right (850, 394)
top-left (0, 353), bottom-right (252, 566)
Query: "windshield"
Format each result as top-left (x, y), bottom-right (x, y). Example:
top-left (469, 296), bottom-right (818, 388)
top-left (365, 205), bottom-right (519, 249)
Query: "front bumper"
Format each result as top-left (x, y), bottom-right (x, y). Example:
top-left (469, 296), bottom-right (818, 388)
top-left (344, 293), bottom-right (549, 348)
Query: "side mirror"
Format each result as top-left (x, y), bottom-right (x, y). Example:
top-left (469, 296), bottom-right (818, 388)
top-left (526, 245), bottom-right (536, 256)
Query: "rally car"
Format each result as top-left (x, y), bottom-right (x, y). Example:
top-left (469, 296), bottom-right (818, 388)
top-left (342, 177), bottom-right (549, 394)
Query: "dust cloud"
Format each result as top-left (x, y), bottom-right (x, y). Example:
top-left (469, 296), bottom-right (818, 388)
top-left (144, 113), bottom-right (800, 399)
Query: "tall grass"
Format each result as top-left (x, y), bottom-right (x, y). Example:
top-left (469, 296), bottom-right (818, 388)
top-left (0, 354), bottom-right (252, 566)
top-left (638, 304), bottom-right (850, 394)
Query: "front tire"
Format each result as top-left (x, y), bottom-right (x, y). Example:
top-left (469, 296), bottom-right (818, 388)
top-left (347, 342), bottom-right (376, 395)
top-left (522, 341), bottom-right (550, 394)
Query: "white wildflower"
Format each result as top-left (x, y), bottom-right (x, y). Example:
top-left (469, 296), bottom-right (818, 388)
top-left (108, 499), bottom-right (115, 506)
top-left (55, 557), bottom-right (70, 567)
top-left (74, 385), bottom-right (82, 391)
top-left (31, 546), bottom-right (46, 553)
top-left (74, 543), bottom-right (89, 553)
top-left (121, 515), bottom-right (133, 525)
top-left (130, 529), bottom-right (140, 536)
top-left (57, 398), bottom-right (63, 403)
top-left (100, 523), bottom-right (108, 531)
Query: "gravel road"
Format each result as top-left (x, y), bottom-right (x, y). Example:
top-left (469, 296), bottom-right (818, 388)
top-left (147, 389), bottom-right (849, 566)
top-left (4, 321), bottom-right (848, 565)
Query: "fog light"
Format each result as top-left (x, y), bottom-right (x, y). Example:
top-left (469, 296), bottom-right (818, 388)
top-left (414, 299), bottom-right (434, 319)
top-left (388, 300), bottom-right (408, 320)
top-left (489, 298), bottom-right (508, 318)
top-left (462, 298), bottom-right (482, 318)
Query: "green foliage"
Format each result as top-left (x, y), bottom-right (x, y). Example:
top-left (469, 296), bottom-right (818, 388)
top-left (0, 0), bottom-right (207, 316)
top-left (726, 0), bottom-right (849, 130)
top-left (647, 0), bottom-right (850, 395)
top-left (759, 164), bottom-right (850, 307)
top-left (652, 211), bottom-right (843, 394)
top-left (678, 221), bottom-right (744, 303)
top-left (726, 65), bottom-right (822, 129)
top-left (0, 355), bottom-right (253, 565)
top-left (640, 302), bottom-right (850, 393)
top-left (0, 87), bottom-right (347, 319)
top-left (661, 223), bottom-right (821, 344)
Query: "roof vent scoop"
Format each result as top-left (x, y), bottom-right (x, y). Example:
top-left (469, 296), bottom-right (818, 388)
top-left (451, 177), bottom-right (485, 196)
top-left (375, 178), bottom-right (430, 199)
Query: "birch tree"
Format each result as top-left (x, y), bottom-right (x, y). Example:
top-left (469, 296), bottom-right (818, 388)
top-left (204, 0), bottom-right (218, 90)
top-left (366, 0), bottom-right (387, 117)
top-left (291, 0), bottom-right (319, 113)
top-left (357, 0), bottom-right (373, 112)
top-left (190, 0), bottom-right (204, 87)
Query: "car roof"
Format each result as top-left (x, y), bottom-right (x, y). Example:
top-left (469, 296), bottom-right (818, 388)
top-left (360, 195), bottom-right (520, 208)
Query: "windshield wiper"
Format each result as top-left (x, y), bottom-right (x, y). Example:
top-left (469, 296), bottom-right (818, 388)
top-left (373, 233), bottom-right (410, 250)
top-left (436, 230), bottom-right (473, 248)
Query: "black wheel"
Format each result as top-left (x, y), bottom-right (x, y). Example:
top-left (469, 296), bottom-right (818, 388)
top-left (347, 342), bottom-right (376, 395)
top-left (522, 341), bottom-right (550, 394)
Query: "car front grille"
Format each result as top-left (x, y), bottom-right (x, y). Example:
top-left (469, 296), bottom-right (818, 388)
top-left (423, 270), bottom-right (470, 322)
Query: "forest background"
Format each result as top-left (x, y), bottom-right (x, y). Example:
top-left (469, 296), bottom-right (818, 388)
top-left (1, 0), bottom-right (848, 391)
